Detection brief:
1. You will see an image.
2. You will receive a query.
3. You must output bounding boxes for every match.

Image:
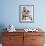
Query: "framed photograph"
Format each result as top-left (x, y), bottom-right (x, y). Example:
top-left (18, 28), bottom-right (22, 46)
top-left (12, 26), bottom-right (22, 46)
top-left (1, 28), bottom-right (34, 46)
top-left (19, 5), bottom-right (34, 23)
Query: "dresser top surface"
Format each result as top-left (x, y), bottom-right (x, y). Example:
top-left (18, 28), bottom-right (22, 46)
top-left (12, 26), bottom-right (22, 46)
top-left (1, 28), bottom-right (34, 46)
top-left (3, 29), bottom-right (45, 33)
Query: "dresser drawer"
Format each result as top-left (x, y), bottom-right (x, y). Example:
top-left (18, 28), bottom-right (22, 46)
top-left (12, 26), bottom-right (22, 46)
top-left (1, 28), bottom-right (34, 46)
top-left (3, 42), bottom-right (23, 46)
top-left (3, 36), bottom-right (23, 46)
top-left (3, 32), bottom-right (23, 36)
top-left (3, 35), bottom-right (23, 44)
top-left (24, 32), bottom-right (44, 36)
top-left (32, 36), bottom-right (45, 44)
top-left (32, 44), bottom-right (44, 46)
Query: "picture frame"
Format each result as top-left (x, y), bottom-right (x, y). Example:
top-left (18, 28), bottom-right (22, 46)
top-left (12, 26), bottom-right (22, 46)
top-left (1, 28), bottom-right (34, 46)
top-left (19, 5), bottom-right (34, 23)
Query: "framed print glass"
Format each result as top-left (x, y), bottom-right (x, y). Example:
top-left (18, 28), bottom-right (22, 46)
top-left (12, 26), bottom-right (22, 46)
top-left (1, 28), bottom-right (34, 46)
top-left (19, 5), bottom-right (34, 23)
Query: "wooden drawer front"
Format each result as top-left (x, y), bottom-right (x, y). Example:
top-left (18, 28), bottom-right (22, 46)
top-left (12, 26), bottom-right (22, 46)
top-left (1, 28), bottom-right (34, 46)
top-left (24, 36), bottom-right (44, 46)
top-left (3, 32), bottom-right (23, 36)
top-left (2, 42), bottom-right (23, 46)
top-left (3, 36), bottom-right (23, 44)
top-left (32, 44), bottom-right (44, 46)
top-left (3, 36), bottom-right (23, 46)
top-left (24, 32), bottom-right (44, 36)
top-left (24, 36), bottom-right (32, 46)
top-left (32, 36), bottom-right (45, 44)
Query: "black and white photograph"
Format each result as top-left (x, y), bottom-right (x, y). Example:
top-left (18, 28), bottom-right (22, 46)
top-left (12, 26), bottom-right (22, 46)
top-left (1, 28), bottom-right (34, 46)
top-left (19, 5), bottom-right (34, 23)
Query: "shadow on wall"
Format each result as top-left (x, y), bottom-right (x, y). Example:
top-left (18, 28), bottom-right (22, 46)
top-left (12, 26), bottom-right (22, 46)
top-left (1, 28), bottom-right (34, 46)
top-left (0, 24), bottom-right (7, 43)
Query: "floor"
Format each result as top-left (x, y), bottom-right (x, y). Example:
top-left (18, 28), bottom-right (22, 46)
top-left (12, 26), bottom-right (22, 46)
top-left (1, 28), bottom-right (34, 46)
top-left (0, 44), bottom-right (2, 46)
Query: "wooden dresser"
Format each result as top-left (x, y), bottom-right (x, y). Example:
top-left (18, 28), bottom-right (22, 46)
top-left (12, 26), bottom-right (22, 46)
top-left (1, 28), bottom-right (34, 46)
top-left (2, 32), bottom-right (45, 46)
